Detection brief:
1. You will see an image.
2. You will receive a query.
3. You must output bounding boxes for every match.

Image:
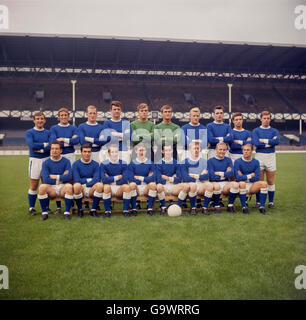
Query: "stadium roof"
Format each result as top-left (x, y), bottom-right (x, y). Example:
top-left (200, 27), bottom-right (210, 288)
top-left (0, 35), bottom-right (306, 78)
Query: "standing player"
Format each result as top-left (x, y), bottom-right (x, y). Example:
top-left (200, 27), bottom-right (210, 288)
top-left (128, 143), bottom-right (157, 216)
top-left (130, 103), bottom-right (155, 160)
top-left (229, 112), bottom-right (252, 163)
top-left (154, 105), bottom-right (180, 162)
top-left (252, 111), bottom-right (280, 209)
top-left (180, 141), bottom-right (214, 215)
top-left (50, 107), bottom-right (79, 212)
top-left (207, 105), bottom-right (232, 160)
top-left (179, 107), bottom-right (207, 160)
top-left (234, 144), bottom-right (268, 214)
top-left (155, 144), bottom-right (186, 215)
top-left (78, 105), bottom-right (106, 163)
top-left (207, 142), bottom-right (239, 213)
top-left (37, 141), bottom-right (73, 221)
top-left (100, 144), bottom-right (131, 218)
top-left (102, 101), bottom-right (132, 163)
top-left (72, 144), bottom-right (103, 218)
top-left (25, 112), bottom-right (51, 216)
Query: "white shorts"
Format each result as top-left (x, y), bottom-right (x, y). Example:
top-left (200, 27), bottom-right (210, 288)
top-left (245, 182), bottom-right (253, 193)
top-left (51, 184), bottom-right (64, 197)
top-left (255, 153), bottom-right (276, 171)
top-left (110, 184), bottom-right (121, 196)
top-left (229, 153), bottom-right (242, 164)
top-left (29, 157), bottom-right (48, 180)
top-left (62, 153), bottom-right (76, 165)
top-left (208, 149), bottom-right (229, 160)
top-left (81, 184), bottom-right (91, 198)
top-left (215, 181), bottom-right (229, 193)
top-left (163, 182), bottom-right (175, 195)
top-left (137, 183), bottom-right (148, 196)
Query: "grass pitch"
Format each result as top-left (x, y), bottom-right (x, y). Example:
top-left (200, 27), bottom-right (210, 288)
top-left (0, 154), bottom-right (305, 300)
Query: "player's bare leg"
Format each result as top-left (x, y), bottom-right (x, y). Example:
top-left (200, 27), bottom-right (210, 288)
top-left (28, 178), bottom-right (40, 215)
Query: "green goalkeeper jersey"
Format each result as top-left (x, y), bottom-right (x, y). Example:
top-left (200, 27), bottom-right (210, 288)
top-left (154, 121), bottom-right (180, 147)
top-left (130, 119), bottom-right (155, 147)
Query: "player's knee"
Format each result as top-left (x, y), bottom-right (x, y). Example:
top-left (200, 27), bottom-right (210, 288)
top-left (205, 182), bottom-right (213, 192)
top-left (213, 183), bottom-right (221, 191)
top-left (129, 182), bottom-right (137, 190)
top-left (103, 184), bottom-right (111, 193)
top-left (73, 183), bottom-right (82, 193)
top-left (261, 181), bottom-right (268, 188)
top-left (149, 182), bottom-right (156, 190)
top-left (239, 181), bottom-right (246, 189)
top-left (95, 182), bottom-right (103, 192)
top-left (65, 183), bottom-right (73, 194)
top-left (122, 184), bottom-right (130, 193)
top-left (39, 184), bottom-right (48, 194)
top-left (156, 184), bottom-right (164, 193)
top-left (182, 183), bottom-right (189, 193)
top-left (189, 183), bottom-right (197, 193)
top-left (231, 182), bottom-right (239, 189)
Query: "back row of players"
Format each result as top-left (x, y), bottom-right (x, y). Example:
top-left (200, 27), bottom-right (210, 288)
top-left (26, 101), bottom-right (280, 220)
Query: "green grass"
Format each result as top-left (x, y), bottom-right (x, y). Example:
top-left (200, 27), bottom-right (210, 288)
top-left (0, 154), bottom-right (305, 300)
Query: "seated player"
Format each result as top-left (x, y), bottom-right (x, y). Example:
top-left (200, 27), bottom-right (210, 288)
top-left (234, 143), bottom-right (268, 214)
top-left (72, 144), bottom-right (103, 218)
top-left (207, 142), bottom-right (239, 213)
top-left (128, 143), bottom-right (157, 216)
top-left (155, 144), bottom-right (186, 215)
top-left (180, 141), bottom-right (214, 215)
top-left (100, 144), bottom-right (131, 218)
top-left (38, 141), bottom-right (73, 221)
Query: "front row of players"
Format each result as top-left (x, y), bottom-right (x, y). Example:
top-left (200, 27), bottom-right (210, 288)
top-left (36, 139), bottom-right (269, 220)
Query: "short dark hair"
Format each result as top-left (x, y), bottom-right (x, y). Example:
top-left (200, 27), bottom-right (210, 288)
top-left (33, 111), bottom-right (45, 120)
top-left (50, 140), bottom-right (62, 148)
top-left (232, 112), bottom-right (243, 120)
top-left (213, 105), bottom-right (224, 113)
top-left (80, 144), bottom-right (92, 152)
top-left (111, 101), bottom-right (122, 110)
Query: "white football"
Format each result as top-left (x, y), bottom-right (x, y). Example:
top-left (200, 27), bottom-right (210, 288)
top-left (167, 204), bottom-right (182, 217)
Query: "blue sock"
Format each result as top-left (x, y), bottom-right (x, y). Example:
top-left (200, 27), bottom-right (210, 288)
top-left (74, 194), bottom-right (83, 210)
top-left (189, 192), bottom-right (197, 209)
top-left (203, 191), bottom-right (213, 208)
top-left (213, 192), bottom-right (221, 207)
top-left (228, 189), bottom-right (238, 206)
top-left (28, 189), bottom-right (37, 208)
top-left (64, 195), bottom-right (73, 213)
top-left (56, 201), bottom-right (61, 209)
top-left (123, 192), bottom-right (131, 212)
top-left (46, 198), bottom-right (50, 209)
top-left (38, 194), bottom-right (48, 213)
top-left (158, 191), bottom-right (166, 208)
top-left (147, 189), bottom-right (157, 210)
top-left (103, 193), bottom-right (111, 212)
top-left (92, 191), bottom-right (102, 210)
top-left (259, 188), bottom-right (268, 207)
top-left (268, 185), bottom-right (275, 203)
top-left (239, 189), bottom-right (247, 208)
top-left (256, 192), bottom-right (260, 204)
